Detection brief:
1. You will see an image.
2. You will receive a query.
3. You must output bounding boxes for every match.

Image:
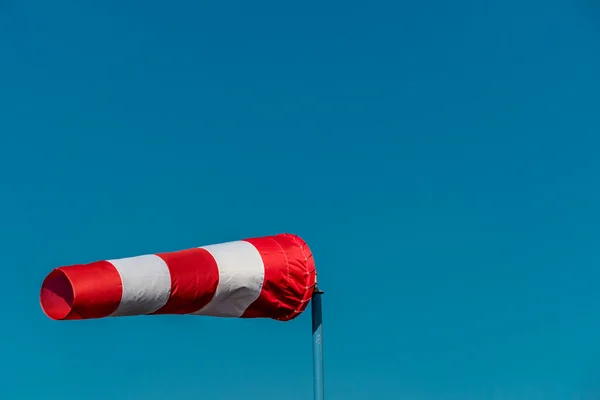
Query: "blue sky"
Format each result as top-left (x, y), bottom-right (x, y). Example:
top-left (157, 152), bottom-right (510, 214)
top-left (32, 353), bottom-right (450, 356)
top-left (2, 1), bottom-right (600, 399)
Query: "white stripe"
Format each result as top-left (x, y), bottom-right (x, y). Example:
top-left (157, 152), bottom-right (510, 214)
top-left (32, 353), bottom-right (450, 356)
top-left (108, 254), bottom-right (172, 317)
top-left (191, 240), bottom-right (265, 317)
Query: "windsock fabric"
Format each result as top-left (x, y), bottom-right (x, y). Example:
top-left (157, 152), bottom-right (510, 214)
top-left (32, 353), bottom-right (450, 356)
top-left (40, 233), bottom-right (316, 322)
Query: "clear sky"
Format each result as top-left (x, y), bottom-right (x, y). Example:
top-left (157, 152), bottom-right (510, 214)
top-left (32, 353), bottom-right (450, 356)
top-left (2, 1), bottom-right (600, 399)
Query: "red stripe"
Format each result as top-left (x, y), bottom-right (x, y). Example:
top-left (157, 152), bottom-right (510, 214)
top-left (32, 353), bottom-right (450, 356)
top-left (152, 248), bottom-right (219, 314)
top-left (241, 236), bottom-right (289, 319)
top-left (40, 261), bottom-right (122, 320)
top-left (272, 234), bottom-right (315, 321)
top-left (242, 234), bottom-right (316, 320)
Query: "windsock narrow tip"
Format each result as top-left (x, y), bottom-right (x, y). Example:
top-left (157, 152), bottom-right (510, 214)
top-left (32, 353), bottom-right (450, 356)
top-left (40, 269), bottom-right (75, 320)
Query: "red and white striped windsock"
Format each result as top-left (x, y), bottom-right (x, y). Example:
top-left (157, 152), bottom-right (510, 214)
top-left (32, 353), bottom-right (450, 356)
top-left (40, 233), bottom-right (316, 321)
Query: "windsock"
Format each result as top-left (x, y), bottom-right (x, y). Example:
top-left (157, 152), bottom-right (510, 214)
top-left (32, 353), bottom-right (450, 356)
top-left (40, 233), bottom-right (316, 321)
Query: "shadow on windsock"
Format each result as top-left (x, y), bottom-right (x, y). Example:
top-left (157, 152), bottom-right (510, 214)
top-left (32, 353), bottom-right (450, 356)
top-left (40, 233), bottom-right (316, 321)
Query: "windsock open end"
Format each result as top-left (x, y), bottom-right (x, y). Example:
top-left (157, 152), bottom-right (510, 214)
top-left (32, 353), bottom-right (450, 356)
top-left (40, 269), bottom-right (75, 320)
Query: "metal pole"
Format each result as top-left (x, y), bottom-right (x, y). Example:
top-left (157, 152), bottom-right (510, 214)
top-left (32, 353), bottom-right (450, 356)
top-left (312, 284), bottom-right (324, 400)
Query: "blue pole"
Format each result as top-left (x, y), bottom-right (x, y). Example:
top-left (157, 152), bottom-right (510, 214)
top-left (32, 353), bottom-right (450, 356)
top-left (312, 284), bottom-right (324, 400)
